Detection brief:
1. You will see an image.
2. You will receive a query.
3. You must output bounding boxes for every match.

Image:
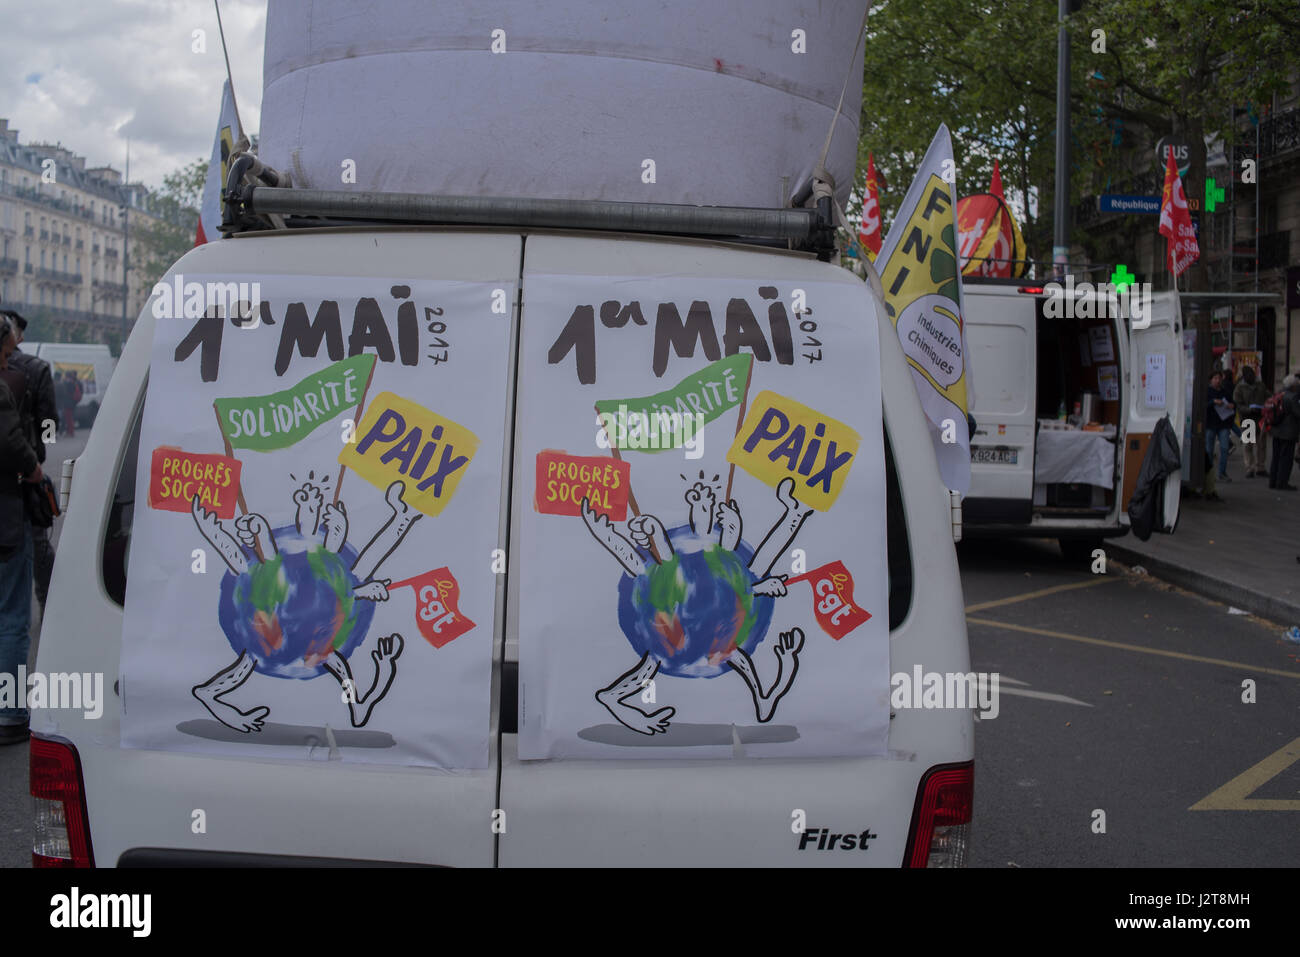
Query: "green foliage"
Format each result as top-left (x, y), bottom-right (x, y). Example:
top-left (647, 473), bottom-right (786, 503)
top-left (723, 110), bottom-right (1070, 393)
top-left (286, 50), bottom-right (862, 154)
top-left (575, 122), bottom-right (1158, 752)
top-left (858, 0), bottom-right (1299, 271)
top-left (860, 0), bottom-right (1059, 260)
top-left (132, 158), bottom-right (206, 294)
top-left (1069, 1), bottom-right (1297, 185)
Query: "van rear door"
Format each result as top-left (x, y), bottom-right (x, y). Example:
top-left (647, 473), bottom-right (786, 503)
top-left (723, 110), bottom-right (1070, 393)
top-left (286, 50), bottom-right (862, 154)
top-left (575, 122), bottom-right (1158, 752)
top-left (498, 234), bottom-right (973, 867)
top-left (1118, 290), bottom-right (1183, 531)
top-left (959, 285), bottom-right (1038, 524)
top-left (34, 230), bottom-right (521, 867)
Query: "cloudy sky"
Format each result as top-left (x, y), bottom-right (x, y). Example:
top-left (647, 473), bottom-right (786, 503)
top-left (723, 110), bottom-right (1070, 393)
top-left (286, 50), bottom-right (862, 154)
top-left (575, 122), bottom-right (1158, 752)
top-left (1, 0), bottom-right (266, 189)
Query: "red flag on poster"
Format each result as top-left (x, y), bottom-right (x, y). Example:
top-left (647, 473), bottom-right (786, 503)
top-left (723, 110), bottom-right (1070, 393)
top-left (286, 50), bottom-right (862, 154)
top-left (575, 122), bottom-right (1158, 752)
top-left (858, 153), bottom-right (883, 261)
top-left (388, 567), bottom-right (475, 648)
top-left (1158, 149), bottom-right (1200, 276)
top-left (785, 560), bottom-right (871, 640)
top-left (194, 81), bottom-right (239, 247)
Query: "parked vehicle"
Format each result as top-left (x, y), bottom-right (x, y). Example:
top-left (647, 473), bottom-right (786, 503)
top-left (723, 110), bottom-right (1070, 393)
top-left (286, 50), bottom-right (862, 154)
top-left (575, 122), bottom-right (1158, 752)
top-left (960, 278), bottom-right (1184, 558)
top-left (31, 0), bottom-right (972, 868)
top-left (20, 342), bottom-right (117, 427)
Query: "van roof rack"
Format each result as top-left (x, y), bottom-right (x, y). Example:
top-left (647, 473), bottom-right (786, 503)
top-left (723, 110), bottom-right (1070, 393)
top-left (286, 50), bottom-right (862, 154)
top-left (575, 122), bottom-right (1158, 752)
top-left (223, 183), bottom-right (839, 260)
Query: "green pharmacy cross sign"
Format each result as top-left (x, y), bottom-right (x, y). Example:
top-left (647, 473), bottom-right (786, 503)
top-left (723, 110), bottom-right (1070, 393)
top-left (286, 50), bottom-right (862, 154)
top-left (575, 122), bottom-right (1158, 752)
top-left (1110, 265), bottom-right (1136, 293)
top-left (1205, 178), bottom-right (1225, 213)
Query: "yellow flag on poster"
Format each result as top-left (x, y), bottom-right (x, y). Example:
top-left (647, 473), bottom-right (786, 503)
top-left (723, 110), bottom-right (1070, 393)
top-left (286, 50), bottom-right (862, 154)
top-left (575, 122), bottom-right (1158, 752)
top-left (338, 391), bottom-right (479, 518)
top-left (874, 123), bottom-right (971, 494)
top-left (726, 389), bottom-right (861, 512)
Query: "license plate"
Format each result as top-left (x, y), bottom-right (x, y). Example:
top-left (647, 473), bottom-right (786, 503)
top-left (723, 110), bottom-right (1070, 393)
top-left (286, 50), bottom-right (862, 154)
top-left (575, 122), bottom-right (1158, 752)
top-left (971, 447), bottom-right (1018, 465)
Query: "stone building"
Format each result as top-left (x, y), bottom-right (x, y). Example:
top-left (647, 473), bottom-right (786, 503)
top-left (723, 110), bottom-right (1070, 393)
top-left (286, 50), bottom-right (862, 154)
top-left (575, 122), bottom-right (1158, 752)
top-left (0, 118), bottom-right (169, 347)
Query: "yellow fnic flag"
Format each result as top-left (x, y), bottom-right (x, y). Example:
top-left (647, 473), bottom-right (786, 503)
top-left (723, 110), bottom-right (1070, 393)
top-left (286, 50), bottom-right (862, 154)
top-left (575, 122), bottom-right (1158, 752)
top-left (726, 390), bottom-right (860, 512)
top-left (874, 123), bottom-right (971, 494)
top-left (338, 391), bottom-right (479, 518)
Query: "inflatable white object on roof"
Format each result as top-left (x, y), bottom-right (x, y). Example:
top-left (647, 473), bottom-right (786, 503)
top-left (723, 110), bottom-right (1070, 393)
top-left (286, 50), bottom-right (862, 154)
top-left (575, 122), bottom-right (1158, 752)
top-left (258, 0), bottom-right (867, 210)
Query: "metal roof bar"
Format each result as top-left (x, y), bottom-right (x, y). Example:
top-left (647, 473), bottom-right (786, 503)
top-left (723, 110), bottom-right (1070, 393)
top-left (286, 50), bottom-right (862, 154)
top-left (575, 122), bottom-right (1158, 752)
top-left (240, 187), bottom-right (825, 245)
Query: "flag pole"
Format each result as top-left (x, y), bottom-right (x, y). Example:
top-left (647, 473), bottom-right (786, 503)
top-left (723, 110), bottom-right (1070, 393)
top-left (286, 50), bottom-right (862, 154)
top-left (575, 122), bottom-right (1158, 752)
top-left (595, 405), bottom-right (661, 563)
top-left (212, 0), bottom-right (246, 141)
top-left (212, 402), bottom-right (264, 563)
top-left (724, 357), bottom-right (755, 502)
top-left (334, 357), bottom-right (377, 506)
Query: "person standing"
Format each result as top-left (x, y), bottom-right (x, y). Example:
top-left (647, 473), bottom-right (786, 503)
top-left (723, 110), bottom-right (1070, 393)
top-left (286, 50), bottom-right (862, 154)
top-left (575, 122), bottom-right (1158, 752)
top-left (2, 311), bottom-right (58, 608)
top-left (1205, 372), bottom-right (1234, 482)
top-left (0, 316), bottom-right (44, 745)
top-left (1268, 375), bottom-right (1300, 491)
top-left (1234, 365), bottom-right (1270, 477)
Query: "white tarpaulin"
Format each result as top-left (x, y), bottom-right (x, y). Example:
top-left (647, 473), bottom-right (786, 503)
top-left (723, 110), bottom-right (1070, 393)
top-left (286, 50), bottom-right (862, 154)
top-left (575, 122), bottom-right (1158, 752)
top-left (514, 271), bottom-right (889, 760)
top-left (120, 275), bottom-right (512, 768)
top-left (259, 0), bottom-right (866, 209)
top-left (1034, 430), bottom-right (1116, 488)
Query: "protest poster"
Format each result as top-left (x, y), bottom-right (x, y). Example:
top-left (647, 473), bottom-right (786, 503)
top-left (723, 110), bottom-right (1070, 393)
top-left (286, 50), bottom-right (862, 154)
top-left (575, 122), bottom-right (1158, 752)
top-left (514, 266), bottom-right (890, 760)
top-left (120, 275), bottom-right (512, 769)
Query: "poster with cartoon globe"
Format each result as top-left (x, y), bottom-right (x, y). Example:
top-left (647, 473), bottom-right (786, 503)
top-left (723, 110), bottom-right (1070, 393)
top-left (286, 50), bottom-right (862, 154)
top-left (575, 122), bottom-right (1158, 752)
top-left (515, 269), bottom-right (890, 759)
top-left (120, 275), bottom-right (512, 769)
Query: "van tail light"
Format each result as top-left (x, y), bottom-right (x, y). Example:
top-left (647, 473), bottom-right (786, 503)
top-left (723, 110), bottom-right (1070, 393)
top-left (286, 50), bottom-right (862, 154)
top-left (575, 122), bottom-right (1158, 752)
top-left (30, 735), bottom-right (95, 867)
top-left (904, 761), bottom-right (973, 868)
top-left (1018, 285), bottom-right (1045, 294)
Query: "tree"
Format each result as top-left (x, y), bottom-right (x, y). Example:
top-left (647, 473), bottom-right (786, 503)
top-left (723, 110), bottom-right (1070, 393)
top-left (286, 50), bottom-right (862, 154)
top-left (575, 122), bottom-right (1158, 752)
top-left (1050, 2), bottom-right (1294, 286)
top-left (857, 0), bottom-right (1299, 282)
top-left (859, 0), bottom-right (1059, 263)
top-left (132, 158), bottom-right (206, 294)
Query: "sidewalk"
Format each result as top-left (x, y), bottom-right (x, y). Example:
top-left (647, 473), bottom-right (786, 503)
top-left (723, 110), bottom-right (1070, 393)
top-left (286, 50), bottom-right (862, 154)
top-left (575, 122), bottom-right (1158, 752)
top-left (1109, 452), bottom-right (1300, 625)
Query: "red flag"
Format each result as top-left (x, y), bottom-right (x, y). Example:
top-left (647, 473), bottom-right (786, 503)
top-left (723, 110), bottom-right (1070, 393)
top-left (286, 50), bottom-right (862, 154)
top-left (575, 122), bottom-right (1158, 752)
top-left (195, 81), bottom-right (239, 247)
top-left (388, 567), bottom-right (475, 648)
top-left (858, 153), bottom-right (882, 261)
top-left (1158, 149), bottom-right (1200, 276)
top-left (990, 159), bottom-right (1005, 199)
top-left (784, 560), bottom-right (871, 640)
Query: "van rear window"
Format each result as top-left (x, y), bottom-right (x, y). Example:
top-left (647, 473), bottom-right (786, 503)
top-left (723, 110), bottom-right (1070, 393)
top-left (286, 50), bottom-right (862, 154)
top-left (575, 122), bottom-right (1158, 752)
top-left (883, 428), bottom-right (912, 630)
top-left (102, 396), bottom-right (142, 606)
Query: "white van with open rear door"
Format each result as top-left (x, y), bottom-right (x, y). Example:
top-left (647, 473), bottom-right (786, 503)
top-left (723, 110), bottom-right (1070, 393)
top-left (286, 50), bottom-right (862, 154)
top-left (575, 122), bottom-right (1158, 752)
top-left (960, 278), bottom-right (1183, 559)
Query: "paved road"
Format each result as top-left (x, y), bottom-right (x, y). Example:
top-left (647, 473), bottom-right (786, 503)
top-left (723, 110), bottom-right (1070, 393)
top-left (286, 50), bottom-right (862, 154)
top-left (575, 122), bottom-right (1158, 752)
top-left (1, 428), bottom-right (89, 868)
top-left (963, 536), bottom-right (1300, 867)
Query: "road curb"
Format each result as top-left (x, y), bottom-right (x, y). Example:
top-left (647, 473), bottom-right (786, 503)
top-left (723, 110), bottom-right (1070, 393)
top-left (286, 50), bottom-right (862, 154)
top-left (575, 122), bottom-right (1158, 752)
top-left (1107, 543), bottom-right (1300, 626)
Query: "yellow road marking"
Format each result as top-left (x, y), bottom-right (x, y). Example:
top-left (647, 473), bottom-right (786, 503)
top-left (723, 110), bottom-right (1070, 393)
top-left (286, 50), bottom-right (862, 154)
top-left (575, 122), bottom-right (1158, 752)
top-left (1189, 737), bottom-right (1300, 811)
top-left (966, 617), bottom-right (1300, 680)
top-left (964, 578), bottom-right (1115, 614)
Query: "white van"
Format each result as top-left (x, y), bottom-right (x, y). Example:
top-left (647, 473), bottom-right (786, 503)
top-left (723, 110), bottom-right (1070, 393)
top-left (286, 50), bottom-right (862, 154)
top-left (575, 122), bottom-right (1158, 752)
top-left (21, 342), bottom-right (117, 427)
top-left (29, 214), bottom-right (975, 867)
top-left (960, 278), bottom-right (1184, 558)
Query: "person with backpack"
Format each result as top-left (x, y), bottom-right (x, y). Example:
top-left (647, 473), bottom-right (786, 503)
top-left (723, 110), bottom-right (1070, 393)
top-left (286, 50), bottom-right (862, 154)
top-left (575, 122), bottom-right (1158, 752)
top-left (1234, 365), bottom-right (1270, 477)
top-left (2, 310), bottom-right (59, 610)
top-left (1268, 375), bottom-right (1300, 491)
